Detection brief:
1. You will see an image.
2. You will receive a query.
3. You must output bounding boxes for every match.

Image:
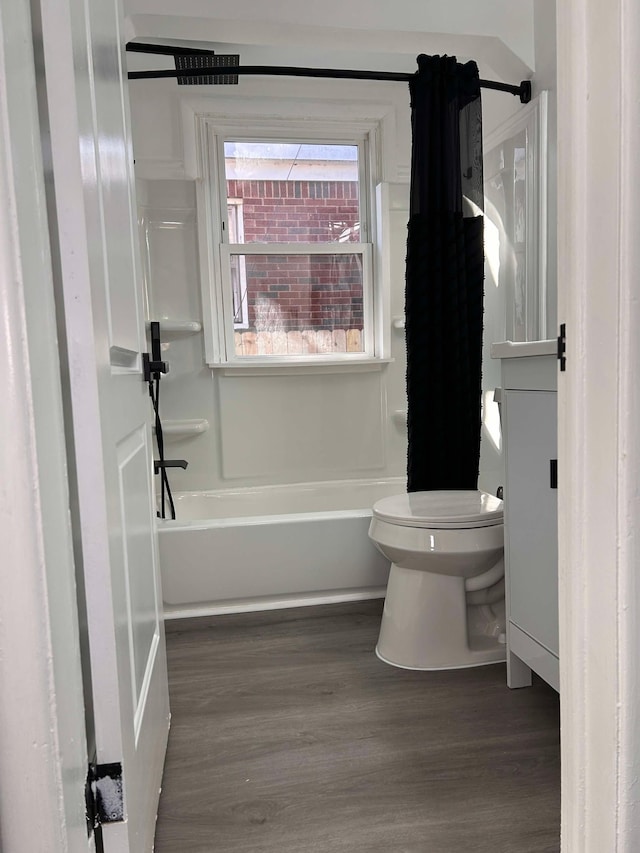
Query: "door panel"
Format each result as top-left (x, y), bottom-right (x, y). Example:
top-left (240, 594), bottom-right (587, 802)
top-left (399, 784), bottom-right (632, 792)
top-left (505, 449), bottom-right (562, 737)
top-left (89, 0), bottom-right (144, 359)
top-left (35, 0), bottom-right (170, 846)
top-left (116, 427), bottom-right (162, 733)
top-left (504, 390), bottom-right (559, 655)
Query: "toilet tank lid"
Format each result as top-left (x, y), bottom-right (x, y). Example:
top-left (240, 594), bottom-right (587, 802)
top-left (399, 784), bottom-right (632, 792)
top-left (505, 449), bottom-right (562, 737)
top-left (372, 490), bottom-right (504, 528)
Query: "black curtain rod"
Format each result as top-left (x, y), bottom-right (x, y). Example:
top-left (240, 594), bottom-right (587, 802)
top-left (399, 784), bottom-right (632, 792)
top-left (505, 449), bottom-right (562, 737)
top-left (126, 43), bottom-right (532, 103)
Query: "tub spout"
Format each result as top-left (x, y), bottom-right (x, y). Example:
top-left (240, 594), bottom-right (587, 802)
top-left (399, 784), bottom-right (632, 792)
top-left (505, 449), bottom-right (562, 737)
top-left (154, 459), bottom-right (188, 474)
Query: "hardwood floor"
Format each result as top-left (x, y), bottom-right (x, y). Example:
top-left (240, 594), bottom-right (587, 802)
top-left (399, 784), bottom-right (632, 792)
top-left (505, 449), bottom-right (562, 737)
top-left (155, 601), bottom-right (560, 853)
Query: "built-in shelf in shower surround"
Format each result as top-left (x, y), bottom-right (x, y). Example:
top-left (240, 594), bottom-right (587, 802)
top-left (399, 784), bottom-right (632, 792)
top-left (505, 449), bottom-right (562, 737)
top-left (392, 316), bottom-right (405, 330)
top-left (153, 419), bottom-right (210, 439)
top-left (392, 410), bottom-right (408, 426)
top-left (145, 319), bottom-right (202, 336)
top-left (490, 340), bottom-right (557, 359)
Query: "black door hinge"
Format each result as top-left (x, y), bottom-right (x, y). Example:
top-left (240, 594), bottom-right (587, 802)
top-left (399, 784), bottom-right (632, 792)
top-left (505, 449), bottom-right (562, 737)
top-left (85, 761), bottom-right (124, 836)
top-left (557, 323), bottom-right (566, 371)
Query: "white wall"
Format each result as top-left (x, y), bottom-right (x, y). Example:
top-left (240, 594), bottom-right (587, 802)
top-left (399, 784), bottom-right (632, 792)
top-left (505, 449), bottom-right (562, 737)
top-left (133, 76), bottom-right (412, 491)
top-left (478, 0), bottom-right (557, 497)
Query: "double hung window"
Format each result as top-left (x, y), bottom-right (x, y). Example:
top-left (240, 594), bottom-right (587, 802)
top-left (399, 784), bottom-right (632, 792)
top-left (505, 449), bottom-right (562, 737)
top-left (199, 122), bottom-right (382, 367)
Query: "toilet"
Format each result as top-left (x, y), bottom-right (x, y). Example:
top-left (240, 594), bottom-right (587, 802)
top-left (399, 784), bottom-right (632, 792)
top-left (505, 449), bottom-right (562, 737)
top-left (369, 490), bottom-right (506, 671)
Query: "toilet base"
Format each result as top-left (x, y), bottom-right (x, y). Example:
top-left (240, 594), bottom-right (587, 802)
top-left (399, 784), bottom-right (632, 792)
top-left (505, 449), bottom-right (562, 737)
top-left (375, 645), bottom-right (504, 672)
top-left (376, 563), bottom-right (506, 671)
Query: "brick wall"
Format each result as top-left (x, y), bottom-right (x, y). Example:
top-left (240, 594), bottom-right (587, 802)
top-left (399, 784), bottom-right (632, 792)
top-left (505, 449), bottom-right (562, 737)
top-left (227, 179), bottom-right (363, 332)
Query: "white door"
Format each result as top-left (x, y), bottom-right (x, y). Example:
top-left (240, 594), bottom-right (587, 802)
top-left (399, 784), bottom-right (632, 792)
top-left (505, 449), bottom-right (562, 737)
top-left (34, 0), bottom-right (170, 848)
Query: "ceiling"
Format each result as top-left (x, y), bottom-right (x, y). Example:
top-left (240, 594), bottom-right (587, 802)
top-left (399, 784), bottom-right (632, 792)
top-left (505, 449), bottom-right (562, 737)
top-left (124, 0), bottom-right (535, 83)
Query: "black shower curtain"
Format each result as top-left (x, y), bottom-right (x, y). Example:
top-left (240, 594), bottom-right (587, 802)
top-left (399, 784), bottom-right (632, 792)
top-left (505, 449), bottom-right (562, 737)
top-left (405, 54), bottom-right (484, 492)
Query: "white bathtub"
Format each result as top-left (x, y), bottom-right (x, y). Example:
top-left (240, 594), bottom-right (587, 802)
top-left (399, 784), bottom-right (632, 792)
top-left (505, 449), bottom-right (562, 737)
top-left (158, 477), bottom-right (404, 618)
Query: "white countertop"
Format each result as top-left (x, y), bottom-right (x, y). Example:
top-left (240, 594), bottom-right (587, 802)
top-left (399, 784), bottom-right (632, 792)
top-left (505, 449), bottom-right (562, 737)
top-left (490, 340), bottom-right (557, 359)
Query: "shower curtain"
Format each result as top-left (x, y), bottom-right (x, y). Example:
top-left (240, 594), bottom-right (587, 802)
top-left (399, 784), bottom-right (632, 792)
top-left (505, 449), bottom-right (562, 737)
top-left (405, 54), bottom-right (484, 492)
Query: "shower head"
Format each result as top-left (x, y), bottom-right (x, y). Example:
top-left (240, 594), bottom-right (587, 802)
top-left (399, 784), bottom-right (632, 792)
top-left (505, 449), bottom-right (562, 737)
top-left (174, 53), bottom-right (240, 85)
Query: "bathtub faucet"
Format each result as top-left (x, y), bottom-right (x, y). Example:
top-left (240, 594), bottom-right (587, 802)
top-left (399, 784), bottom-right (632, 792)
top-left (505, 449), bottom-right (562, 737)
top-left (154, 459), bottom-right (188, 475)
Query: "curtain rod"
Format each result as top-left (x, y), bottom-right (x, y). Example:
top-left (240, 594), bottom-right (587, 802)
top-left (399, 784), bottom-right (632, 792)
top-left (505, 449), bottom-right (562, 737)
top-left (126, 42), bottom-right (532, 104)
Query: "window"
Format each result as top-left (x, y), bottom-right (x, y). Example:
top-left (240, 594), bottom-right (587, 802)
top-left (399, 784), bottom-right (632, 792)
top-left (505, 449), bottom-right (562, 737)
top-left (484, 93), bottom-right (549, 341)
top-left (226, 200), bottom-right (248, 328)
top-left (198, 120), bottom-right (386, 368)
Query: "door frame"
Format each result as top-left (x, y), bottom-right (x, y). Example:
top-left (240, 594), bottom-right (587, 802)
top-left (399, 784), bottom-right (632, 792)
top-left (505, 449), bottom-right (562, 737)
top-left (0, 0), bottom-right (89, 849)
top-left (4, 0), bottom-right (640, 850)
top-left (557, 0), bottom-right (640, 849)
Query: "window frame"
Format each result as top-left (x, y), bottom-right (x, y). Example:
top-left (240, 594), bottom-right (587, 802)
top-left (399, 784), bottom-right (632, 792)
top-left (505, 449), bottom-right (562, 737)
top-left (197, 116), bottom-right (388, 369)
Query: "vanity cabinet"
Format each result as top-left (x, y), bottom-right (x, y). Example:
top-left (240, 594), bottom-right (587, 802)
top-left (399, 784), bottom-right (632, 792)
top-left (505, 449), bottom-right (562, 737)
top-left (493, 343), bottom-right (559, 692)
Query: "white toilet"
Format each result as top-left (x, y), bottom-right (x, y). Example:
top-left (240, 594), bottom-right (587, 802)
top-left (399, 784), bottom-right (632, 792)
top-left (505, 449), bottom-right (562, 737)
top-left (369, 490), bottom-right (506, 671)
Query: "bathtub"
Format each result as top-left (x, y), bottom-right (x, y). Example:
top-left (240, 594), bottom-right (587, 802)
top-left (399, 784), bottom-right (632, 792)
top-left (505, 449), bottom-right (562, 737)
top-left (158, 477), bottom-right (404, 618)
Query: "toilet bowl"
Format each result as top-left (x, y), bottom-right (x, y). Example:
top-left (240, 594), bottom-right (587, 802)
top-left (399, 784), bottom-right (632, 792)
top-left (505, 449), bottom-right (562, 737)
top-left (369, 490), bottom-right (506, 671)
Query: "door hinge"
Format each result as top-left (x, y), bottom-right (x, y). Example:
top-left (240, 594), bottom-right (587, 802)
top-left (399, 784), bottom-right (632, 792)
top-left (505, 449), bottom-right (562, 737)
top-left (557, 323), bottom-right (566, 371)
top-left (85, 761), bottom-right (125, 835)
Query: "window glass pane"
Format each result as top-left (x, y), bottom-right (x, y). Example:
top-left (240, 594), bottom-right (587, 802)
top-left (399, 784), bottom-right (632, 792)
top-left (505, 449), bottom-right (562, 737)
top-left (230, 255), bottom-right (248, 327)
top-left (224, 142), bottom-right (361, 243)
top-left (230, 253), bottom-right (365, 356)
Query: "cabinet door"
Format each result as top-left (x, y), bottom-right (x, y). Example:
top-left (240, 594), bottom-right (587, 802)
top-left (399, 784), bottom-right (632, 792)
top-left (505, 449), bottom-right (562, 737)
top-left (504, 390), bottom-right (558, 655)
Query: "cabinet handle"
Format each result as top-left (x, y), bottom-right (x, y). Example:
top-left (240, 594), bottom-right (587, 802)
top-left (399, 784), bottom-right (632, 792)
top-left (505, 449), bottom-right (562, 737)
top-left (550, 459), bottom-right (558, 489)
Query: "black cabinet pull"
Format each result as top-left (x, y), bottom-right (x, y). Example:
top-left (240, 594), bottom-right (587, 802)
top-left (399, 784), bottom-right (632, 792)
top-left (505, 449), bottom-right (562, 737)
top-left (550, 459), bottom-right (558, 489)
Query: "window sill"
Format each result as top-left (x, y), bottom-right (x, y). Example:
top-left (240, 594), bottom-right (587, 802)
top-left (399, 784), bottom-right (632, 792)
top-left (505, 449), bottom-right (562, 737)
top-left (210, 357), bottom-right (394, 376)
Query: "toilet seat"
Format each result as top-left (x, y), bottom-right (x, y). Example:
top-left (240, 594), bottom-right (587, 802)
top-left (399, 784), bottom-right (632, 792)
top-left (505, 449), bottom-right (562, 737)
top-left (372, 490), bottom-right (503, 529)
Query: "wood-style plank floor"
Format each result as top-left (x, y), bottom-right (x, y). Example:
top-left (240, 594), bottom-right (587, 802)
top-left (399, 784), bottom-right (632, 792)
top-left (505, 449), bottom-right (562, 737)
top-left (155, 601), bottom-right (560, 853)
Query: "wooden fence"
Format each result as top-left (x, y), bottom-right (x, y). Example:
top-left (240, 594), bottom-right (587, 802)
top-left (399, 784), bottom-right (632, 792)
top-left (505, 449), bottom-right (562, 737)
top-left (234, 328), bottom-right (363, 356)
